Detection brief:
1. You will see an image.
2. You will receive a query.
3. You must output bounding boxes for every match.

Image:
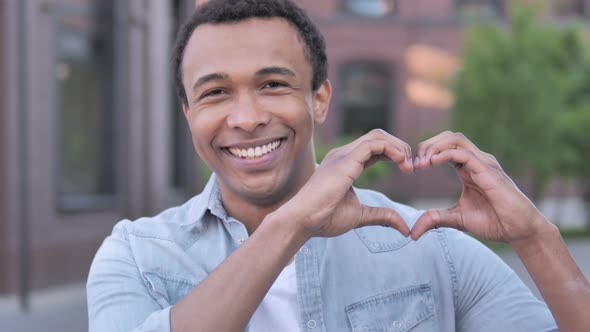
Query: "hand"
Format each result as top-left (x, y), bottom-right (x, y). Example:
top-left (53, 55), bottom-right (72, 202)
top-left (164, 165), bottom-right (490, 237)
top-left (281, 129), bottom-right (413, 239)
top-left (410, 131), bottom-right (551, 244)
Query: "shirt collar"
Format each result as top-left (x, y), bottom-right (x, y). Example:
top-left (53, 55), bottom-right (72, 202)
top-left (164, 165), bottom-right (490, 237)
top-left (184, 173), bottom-right (229, 225)
top-left (186, 164), bottom-right (321, 225)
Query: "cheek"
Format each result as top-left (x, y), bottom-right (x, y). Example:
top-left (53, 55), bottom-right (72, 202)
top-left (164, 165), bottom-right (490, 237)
top-left (290, 104), bottom-right (315, 138)
top-left (187, 111), bottom-right (222, 150)
top-left (267, 98), bottom-right (314, 132)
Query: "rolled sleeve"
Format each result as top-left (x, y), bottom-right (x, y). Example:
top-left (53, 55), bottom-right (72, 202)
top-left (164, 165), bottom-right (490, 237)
top-left (87, 221), bottom-right (172, 332)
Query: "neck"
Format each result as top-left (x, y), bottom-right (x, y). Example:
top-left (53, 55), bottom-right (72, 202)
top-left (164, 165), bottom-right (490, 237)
top-left (218, 160), bottom-right (316, 235)
top-left (223, 199), bottom-right (282, 235)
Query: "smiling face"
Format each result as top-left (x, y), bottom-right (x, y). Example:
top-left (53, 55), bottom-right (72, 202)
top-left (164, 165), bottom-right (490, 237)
top-left (181, 18), bottom-right (331, 208)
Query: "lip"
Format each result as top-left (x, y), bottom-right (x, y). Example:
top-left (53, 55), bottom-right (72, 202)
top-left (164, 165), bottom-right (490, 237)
top-left (222, 137), bottom-right (287, 170)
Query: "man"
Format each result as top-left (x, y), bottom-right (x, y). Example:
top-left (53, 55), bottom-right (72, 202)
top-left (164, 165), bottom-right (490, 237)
top-left (87, 0), bottom-right (590, 331)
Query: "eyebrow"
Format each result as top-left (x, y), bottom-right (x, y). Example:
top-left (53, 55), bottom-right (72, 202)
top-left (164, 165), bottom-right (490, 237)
top-left (255, 66), bottom-right (296, 78)
top-left (191, 72), bottom-right (229, 92)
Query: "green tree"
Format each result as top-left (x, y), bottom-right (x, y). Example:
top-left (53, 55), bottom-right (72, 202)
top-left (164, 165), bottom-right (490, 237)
top-left (452, 6), bottom-right (588, 200)
top-left (558, 68), bottom-right (590, 226)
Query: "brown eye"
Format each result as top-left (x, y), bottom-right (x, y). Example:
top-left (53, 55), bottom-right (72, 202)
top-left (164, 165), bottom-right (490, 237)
top-left (264, 81), bottom-right (287, 89)
top-left (202, 89), bottom-right (226, 98)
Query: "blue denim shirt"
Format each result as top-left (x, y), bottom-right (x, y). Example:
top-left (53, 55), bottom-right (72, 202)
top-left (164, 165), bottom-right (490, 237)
top-left (87, 175), bottom-right (557, 332)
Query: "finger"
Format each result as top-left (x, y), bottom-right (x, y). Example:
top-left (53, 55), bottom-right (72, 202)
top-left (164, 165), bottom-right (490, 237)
top-left (400, 140), bottom-right (412, 161)
top-left (349, 140), bottom-right (413, 173)
top-left (414, 131), bottom-right (452, 166)
top-left (365, 153), bottom-right (413, 171)
top-left (344, 129), bottom-right (412, 162)
top-left (428, 148), bottom-right (487, 175)
top-left (340, 129), bottom-right (386, 153)
top-left (410, 208), bottom-right (463, 240)
top-left (415, 132), bottom-right (478, 170)
top-left (358, 205), bottom-right (410, 237)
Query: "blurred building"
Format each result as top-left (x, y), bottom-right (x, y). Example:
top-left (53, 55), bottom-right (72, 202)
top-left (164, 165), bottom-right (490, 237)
top-left (0, 0), bottom-right (588, 297)
top-left (0, 0), bottom-right (199, 298)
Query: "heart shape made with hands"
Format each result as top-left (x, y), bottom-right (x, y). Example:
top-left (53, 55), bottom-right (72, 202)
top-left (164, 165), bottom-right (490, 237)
top-left (362, 131), bottom-right (544, 244)
top-left (308, 130), bottom-right (545, 245)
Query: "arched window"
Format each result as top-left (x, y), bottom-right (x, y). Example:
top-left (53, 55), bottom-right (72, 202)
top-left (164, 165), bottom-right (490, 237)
top-left (343, 0), bottom-right (396, 17)
top-left (339, 62), bottom-right (393, 136)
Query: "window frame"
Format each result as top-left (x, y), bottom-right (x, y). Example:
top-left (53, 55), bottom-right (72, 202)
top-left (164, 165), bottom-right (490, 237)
top-left (337, 61), bottom-right (394, 137)
top-left (52, 1), bottom-right (121, 212)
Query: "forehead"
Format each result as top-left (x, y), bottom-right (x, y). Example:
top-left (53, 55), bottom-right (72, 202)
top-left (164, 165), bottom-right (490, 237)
top-left (181, 18), bottom-right (312, 84)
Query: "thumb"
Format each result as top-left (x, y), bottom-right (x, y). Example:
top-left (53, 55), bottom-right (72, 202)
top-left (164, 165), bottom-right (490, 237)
top-left (358, 205), bottom-right (410, 237)
top-left (410, 208), bottom-right (463, 240)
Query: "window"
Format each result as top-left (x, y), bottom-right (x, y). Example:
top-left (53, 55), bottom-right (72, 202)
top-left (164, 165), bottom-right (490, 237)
top-left (550, 0), bottom-right (585, 19)
top-left (456, 0), bottom-right (503, 19)
top-left (339, 63), bottom-right (393, 136)
top-left (171, 0), bottom-right (196, 193)
top-left (55, 1), bottom-right (117, 209)
top-left (343, 0), bottom-right (396, 17)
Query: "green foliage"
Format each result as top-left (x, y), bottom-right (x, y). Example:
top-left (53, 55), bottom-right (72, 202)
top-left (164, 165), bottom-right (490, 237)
top-left (559, 79), bottom-right (590, 179)
top-left (199, 160), bottom-right (213, 182)
top-left (452, 5), bottom-right (590, 198)
top-left (559, 108), bottom-right (590, 176)
top-left (314, 137), bottom-right (393, 189)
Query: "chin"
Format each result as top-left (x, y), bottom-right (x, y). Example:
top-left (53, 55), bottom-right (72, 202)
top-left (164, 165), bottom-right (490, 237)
top-left (227, 173), bottom-right (296, 207)
top-left (243, 182), bottom-right (292, 206)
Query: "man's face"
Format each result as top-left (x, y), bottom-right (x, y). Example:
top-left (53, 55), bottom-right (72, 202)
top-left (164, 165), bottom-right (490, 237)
top-left (181, 18), bottom-right (331, 206)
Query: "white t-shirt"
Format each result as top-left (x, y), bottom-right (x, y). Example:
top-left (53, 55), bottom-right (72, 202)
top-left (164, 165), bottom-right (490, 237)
top-left (249, 260), bottom-right (300, 332)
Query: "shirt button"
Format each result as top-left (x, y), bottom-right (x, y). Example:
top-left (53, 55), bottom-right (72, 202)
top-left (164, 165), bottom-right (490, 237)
top-left (299, 246), bottom-right (309, 254)
top-left (392, 320), bottom-right (401, 329)
top-left (307, 319), bottom-right (317, 329)
top-left (238, 238), bottom-right (245, 245)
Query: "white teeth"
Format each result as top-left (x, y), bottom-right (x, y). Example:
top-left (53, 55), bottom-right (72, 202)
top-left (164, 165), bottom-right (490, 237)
top-left (228, 139), bottom-right (283, 159)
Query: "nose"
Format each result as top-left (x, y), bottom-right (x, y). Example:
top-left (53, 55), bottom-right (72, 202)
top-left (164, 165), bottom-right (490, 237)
top-left (226, 94), bottom-right (271, 132)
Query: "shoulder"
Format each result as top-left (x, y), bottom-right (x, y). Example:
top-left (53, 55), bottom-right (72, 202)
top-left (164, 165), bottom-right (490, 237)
top-left (109, 193), bottom-right (209, 250)
top-left (90, 192), bottom-right (215, 290)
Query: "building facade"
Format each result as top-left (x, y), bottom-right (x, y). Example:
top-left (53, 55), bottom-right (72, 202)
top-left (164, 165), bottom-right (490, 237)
top-left (0, 0), bottom-right (200, 297)
top-left (0, 0), bottom-right (587, 297)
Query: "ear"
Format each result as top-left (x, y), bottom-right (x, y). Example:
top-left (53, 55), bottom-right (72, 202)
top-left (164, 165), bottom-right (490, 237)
top-left (312, 80), bottom-right (332, 125)
top-left (182, 102), bottom-right (190, 120)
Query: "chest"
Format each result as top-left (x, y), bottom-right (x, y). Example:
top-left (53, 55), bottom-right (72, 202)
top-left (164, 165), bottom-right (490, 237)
top-left (130, 229), bottom-right (452, 332)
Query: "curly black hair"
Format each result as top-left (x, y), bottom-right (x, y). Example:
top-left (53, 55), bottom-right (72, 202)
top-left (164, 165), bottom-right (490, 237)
top-left (172, 0), bottom-right (328, 106)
